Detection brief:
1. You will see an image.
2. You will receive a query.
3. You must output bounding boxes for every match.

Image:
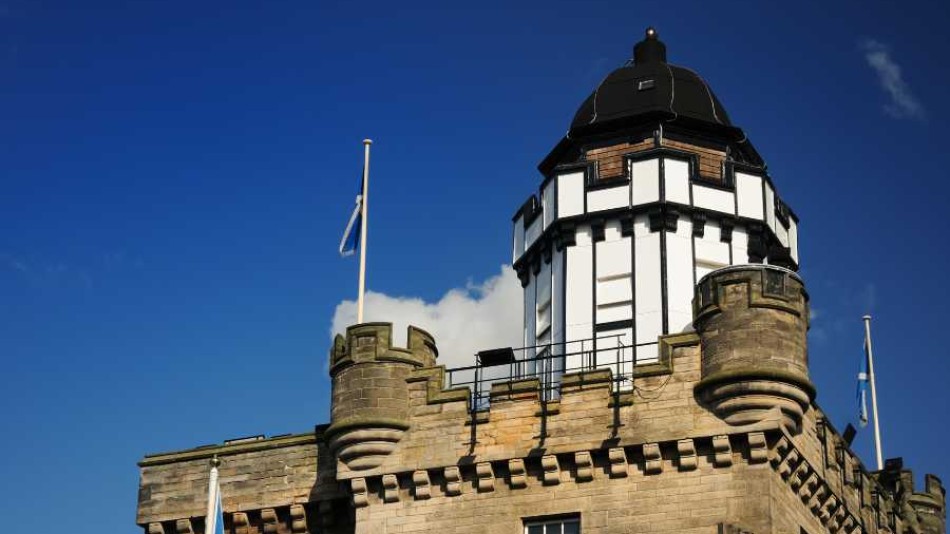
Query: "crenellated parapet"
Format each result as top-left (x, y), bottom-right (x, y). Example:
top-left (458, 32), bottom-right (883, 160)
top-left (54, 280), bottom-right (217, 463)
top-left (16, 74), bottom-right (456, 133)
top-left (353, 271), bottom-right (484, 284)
top-left (693, 264), bottom-right (814, 433)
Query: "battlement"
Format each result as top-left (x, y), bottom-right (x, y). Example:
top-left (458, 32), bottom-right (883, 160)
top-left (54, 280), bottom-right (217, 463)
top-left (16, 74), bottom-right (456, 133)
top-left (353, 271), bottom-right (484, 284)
top-left (329, 322), bottom-right (437, 374)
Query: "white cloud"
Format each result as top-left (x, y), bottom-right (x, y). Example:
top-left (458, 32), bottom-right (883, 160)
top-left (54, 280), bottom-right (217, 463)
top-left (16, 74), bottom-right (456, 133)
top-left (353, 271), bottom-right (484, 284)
top-left (860, 39), bottom-right (925, 120)
top-left (330, 265), bottom-right (523, 369)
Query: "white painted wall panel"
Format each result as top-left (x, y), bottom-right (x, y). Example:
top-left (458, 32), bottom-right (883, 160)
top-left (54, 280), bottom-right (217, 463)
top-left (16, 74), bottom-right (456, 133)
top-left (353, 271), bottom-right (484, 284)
top-left (557, 171), bottom-right (585, 218)
top-left (524, 274), bottom-right (536, 359)
top-left (587, 185), bottom-right (630, 212)
top-left (789, 219), bottom-right (799, 264)
top-left (765, 183), bottom-right (776, 232)
top-left (512, 215), bottom-right (525, 263)
top-left (565, 225), bottom-right (594, 372)
top-left (636, 344), bottom-right (658, 364)
top-left (536, 260), bottom-right (552, 339)
top-left (694, 219), bottom-right (731, 291)
top-left (524, 216), bottom-right (542, 250)
top-left (731, 225), bottom-right (749, 265)
top-left (542, 180), bottom-right (555, 230)
top-left (736, 172), bottom-right (765, 220)
top-left (552, 248), bottom-right (565, 347)
top-left (634, 215), bottom-right (662, 348)
top-left (692, 184), bottom-right (735, 214)
top-left (775, 219), bottom-right (789, 247)
top-left (664, 158), bottom-right (690, 205)
top-left (666, 215), bottom-right (695, 334)
top-left (631, 159), bottom-right (660, 205)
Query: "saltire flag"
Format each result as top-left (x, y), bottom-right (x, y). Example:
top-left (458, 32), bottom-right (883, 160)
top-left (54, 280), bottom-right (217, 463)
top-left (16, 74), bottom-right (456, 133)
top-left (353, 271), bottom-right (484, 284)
top-left (339, 177), bottom-right (364, 257)
top-left (206, 462), bottom-right (226, 534)
top-left (857, 337), bottom-right (870, 427)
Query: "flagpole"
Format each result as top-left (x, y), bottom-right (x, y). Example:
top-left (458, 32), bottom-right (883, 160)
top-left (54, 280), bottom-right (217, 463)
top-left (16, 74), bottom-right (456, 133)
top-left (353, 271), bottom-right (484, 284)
top-left (206, 456), bottom-right (221, 534)
top-left (357, 139), bottom-right (372, 323)
top-left (863, 315), bottom-right (883, 470)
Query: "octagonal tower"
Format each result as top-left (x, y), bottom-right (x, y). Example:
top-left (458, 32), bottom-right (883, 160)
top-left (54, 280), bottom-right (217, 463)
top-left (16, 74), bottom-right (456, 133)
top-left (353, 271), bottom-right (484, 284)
top-left (512, 28), bottom-right (800, 374)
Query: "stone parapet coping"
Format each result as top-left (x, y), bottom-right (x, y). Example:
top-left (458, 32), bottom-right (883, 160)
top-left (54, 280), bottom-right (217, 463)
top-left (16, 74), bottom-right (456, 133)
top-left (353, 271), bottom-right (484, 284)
top-left (139, 431), bottom-right (321, 467)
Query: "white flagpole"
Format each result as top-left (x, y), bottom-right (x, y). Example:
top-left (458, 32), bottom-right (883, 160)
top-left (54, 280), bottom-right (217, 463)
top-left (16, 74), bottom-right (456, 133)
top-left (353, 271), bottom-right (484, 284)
top-left (206, 456), bottom-right (221, 533)
top-left (357, 139), bottom-right (372, 323)
top-left (863, 315), bottom-right (883, 470)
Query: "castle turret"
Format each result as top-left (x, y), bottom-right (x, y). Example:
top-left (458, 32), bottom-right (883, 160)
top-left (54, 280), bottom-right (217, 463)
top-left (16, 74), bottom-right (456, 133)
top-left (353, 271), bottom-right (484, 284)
top-left (692, 264), bottom-right (814, 432)
top-left (325, 323), bottom-right (437, 471)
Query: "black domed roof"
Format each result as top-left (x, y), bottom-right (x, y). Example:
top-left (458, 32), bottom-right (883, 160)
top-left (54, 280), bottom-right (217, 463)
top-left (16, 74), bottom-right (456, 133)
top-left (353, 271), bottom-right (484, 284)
top-left (569, 29), bottom-right (733, 136)
top-left (539, 29), bottom-right (762, 175)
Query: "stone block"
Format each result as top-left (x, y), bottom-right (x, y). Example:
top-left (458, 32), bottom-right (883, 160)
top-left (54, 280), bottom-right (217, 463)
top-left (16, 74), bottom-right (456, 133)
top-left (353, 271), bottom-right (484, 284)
top-left (608, 447), bottom-right (628, 478)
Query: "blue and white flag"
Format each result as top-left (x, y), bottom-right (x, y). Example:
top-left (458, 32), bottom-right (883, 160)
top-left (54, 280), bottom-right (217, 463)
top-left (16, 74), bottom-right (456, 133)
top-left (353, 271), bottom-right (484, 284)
top-left (339, 178), bottom-right (364, 257)
top-left (857, 338), bottom-right (870, 427)
top-left (206, 463), bottom-right (226, 534)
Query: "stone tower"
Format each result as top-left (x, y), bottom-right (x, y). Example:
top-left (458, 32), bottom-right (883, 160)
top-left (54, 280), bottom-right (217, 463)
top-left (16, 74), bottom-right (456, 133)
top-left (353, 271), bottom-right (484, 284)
top-left (134, 29), bottom-right (945, 534)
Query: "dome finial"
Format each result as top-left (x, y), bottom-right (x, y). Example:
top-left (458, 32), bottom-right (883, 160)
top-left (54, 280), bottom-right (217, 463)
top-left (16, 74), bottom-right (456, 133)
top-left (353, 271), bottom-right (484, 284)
top-left (634, 27), bottom-right (667, 64)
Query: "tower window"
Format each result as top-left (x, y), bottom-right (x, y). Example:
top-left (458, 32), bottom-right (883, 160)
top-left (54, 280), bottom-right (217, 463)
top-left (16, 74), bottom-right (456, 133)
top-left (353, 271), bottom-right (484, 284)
top-left (638, 79), bottom-right (655, 91)
top-left (525, 516), bottom-right (580, 534)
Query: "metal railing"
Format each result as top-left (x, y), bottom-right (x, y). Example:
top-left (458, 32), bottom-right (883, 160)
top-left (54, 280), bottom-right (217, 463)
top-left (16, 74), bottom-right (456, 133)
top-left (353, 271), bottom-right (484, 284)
top-left (445, 335), bottom-right (643, 411)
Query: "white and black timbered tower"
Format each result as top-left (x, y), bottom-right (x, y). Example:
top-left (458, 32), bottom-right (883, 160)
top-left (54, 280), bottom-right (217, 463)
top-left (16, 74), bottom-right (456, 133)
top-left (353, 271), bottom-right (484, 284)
top-left (512, 29), bottom-right (800, 376)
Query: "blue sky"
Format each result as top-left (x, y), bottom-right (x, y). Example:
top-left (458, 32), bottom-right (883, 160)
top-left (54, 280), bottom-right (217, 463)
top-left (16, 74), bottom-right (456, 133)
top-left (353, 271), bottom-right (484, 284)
top-left (2, 0), bottom-right (949, 531)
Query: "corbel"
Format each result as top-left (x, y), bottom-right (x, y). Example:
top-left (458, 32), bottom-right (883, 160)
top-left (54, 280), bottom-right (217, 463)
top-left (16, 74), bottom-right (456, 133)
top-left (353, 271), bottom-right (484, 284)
top-left (591, 221), bottom-right (606, 243)
top-left (575, 451), bottom-right (594, 482)
top-left (508, 459), bottom-right (527, 489)
top-left (290, 504), bottom-right (308, 534)
top-left (174, 519), bottom-right (194, 534)
top-left (444, 466), bottom-right (462, 496)
top-left (382, 474), bottom-right (399, 503)
top-left (779, 449), bottom-right (802, 479)
top-left (809, 484), bottom-right (830, 514)
top-left (557, 223), bottom-right (576, 249)
top-left (541, 241), bottom-right (553, 264)
top-left (475, 462), bottom-right (495, 492)
top-left (770, 436), bottom-right (791, 467)
top-left (532, 254), bottom-right (542, 275)
top-left (819, 495), bottom-right (840, 524)
top-left (664, 207), bottom-right (679, 232)
top-left (643, 443), bottom-right (663, 474)
top-left (790, 462), bottom-right (810, 492)
top-left (232, 512), bottom-right (250, 534)
top-left (620, 215), bottom-right (634, 237)
top-left (712, 435), bottom-right (733, 467)
top-left (147, 523), bottom-right (165, 534)
top-left (351, 478), bottom-right (369, 507)
top-left (517, 264), bottom-right (530, 288)
top-left (719, 217), bottom-right (734, 243)
top-left (648, 206), bottom-right (664, 232)
top-left (747, 432), bottom-right (767, 464)
top-left (608, 447), bottom-right (628, 478)
top-left (261, 508), bottom-right (278, 534)
top-left (799, 472), bottom-right (820, 502)
top-left (541, 455), bottom-right (560, 485)
top-left (412, 470), bottom-right (431, 500)
top-left (691, 212), bottom-right (706, 238)
top-left (830, 504), bottom-right (848, 531)
top-left (677, 439), bottom-right (697, 471)
top-left (841, 515), bottom-right (858, 533)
